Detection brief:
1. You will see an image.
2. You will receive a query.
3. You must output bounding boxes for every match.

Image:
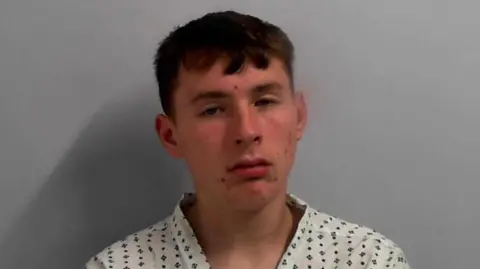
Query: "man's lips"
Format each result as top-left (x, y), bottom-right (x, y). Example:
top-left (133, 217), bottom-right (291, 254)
top-left (227, 158), bottom-right (272, 178)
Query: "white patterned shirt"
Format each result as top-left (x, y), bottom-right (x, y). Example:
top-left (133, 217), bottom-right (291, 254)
top-left (85, 193), bottom-right (410, 269)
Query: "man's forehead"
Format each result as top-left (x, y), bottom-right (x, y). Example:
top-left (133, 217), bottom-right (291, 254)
top-left (176, 58), bottom-right (289, 95)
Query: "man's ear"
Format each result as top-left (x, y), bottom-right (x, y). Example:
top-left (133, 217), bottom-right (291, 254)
top-left (294, 91), bottom-right (308, 141)
top-left (155, 114), bottom-right (182, 158)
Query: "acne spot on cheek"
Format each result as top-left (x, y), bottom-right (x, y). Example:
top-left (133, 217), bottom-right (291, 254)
top-left (221, 177), bottom-right (232, 190)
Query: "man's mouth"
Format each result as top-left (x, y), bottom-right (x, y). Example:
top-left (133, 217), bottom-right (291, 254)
top-left (227, 158), bottom-right (272, 178)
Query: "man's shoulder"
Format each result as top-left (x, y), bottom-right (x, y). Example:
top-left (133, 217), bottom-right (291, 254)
top-left (305, 205), bottom-right (409, 268)
top-left (306, 207), bottom-right (409, 266)
top-left (310, 209), bottom-right (395, 244)
top-left (291, 194), bottom-right (399, 249)
top-left (85, 217), bottom-right (171, 269)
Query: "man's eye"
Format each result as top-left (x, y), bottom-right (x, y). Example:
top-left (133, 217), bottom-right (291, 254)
top-left (255, 98), bottom-right (277, 107)
top-left (201, 106), bottom-right (223, 116)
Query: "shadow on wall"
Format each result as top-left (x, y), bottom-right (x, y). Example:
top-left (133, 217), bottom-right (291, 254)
top-left (0, 85), bottom-right (189, 269)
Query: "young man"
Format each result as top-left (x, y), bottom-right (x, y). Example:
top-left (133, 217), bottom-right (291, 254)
top-left (85, 11), bottom-right (410, 269)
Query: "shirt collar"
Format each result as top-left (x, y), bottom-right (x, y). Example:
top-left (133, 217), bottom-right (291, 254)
top-left (172, 192), bottom-right (311, 225)
top-left (169, 192), bottom-right (315, 262)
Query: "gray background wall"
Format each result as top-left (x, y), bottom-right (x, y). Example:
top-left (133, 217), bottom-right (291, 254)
top-left (1, 0), bottom-right (479, 268)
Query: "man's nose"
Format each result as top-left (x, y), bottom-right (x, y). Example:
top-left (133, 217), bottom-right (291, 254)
top-left (232, 109), bottom-right (262, 146)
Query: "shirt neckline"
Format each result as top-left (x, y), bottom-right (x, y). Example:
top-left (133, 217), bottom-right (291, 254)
top-left (170, 193), bottom-right (314, 268)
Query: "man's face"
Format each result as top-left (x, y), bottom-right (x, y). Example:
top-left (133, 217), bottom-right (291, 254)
top-left (156, 57), bottom-right (307, 211)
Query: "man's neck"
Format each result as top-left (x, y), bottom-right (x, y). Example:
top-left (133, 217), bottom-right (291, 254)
top-left (185, 193), bottom-right (298, 258)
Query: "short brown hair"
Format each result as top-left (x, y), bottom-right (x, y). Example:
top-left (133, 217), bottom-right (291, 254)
top-left (153, 10), bottom-right (295, 117)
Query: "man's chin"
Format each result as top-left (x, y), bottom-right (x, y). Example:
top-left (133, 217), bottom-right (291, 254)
top-left (226, 186), bottom-right (281, 212)
top-left (229, 200), bottom-right (270, 213)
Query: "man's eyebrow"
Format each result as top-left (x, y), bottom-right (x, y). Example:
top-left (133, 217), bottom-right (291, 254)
top-left (190, 90), bottom-right (229, 105)
top-left (251, 82), bottom-right (284, 94)
top-left (189, 82), bottom-right (284, 104)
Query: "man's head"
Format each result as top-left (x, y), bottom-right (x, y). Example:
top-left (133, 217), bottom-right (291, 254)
top-left (154, 11), bottom-right (307, 211)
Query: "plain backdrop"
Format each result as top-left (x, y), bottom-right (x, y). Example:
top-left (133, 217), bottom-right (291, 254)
top-left (1, 1), bottom-right (479, 268)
